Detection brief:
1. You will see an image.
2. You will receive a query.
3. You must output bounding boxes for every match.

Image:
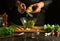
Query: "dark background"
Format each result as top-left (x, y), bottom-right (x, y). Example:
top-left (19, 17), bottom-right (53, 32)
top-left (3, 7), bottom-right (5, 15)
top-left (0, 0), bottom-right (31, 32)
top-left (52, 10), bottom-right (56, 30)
top-left (45, 0), bottom-right (60, 25)
top-left (0, 0), bottom-right (60, 25)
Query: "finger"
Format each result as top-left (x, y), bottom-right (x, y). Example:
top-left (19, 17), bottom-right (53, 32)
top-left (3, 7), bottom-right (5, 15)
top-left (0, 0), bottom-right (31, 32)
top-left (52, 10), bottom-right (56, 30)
top-left (22, 3), bottom-right (26, 9)
top-left (18, 5), bottom-right (25, 14)
top-left (20, 3), bottom-right (23, 9)
top-left (18, 8), bottom-right (25, 14)
top-left (28, 4), bottom-right (35, 8)
top-left (31, 8), bottom-right (41, 13)
top-left (21, 3), bottom-right (26, 10)
top-left (28, 4), bottom-right (36, 8)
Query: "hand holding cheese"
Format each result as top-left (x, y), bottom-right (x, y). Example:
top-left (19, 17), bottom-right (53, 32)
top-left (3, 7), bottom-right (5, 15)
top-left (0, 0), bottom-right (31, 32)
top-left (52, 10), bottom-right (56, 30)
top-left (27, 2), bottom-right (44, 13)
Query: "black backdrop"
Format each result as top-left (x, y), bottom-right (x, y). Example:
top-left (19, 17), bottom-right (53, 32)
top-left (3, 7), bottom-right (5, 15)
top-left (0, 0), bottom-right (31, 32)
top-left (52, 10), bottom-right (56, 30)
top-left (45, 0), bottom-right (60, 25)
top-left (0, 0), bottom-right (60, 25)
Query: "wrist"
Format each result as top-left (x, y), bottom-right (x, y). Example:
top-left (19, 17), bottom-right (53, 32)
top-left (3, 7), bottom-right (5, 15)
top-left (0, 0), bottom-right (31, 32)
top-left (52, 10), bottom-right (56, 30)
top-left (38, 2), bottom-right (44, 8)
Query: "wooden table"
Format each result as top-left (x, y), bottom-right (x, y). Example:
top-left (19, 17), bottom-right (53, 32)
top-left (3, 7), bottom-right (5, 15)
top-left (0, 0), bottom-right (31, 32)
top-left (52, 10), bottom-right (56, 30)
top-left (0, 26), bottom-right (46, 39)
top-left (0, 26), bottom-right (60, 41)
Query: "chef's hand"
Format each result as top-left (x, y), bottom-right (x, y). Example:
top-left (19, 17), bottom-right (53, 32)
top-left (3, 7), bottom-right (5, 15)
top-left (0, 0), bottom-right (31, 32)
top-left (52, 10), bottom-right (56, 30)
top-left (28, 2), bottom-right (44, 13)
top-left (16, 1), bottom-right (26, 14)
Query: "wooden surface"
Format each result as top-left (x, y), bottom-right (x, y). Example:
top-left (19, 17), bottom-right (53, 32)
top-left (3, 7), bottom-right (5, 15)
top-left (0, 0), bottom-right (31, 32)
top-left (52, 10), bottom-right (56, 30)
top-left (0, 26), bottom-right (46, 38)
top-left (13, 26), bottom-right (46, 33)
top-left (0, 33), bottom-right (24, 38)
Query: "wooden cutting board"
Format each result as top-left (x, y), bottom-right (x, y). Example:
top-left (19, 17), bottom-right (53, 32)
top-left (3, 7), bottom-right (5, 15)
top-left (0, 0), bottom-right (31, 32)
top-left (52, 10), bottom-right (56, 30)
top-left (13, 26), bottom-right (46, 32)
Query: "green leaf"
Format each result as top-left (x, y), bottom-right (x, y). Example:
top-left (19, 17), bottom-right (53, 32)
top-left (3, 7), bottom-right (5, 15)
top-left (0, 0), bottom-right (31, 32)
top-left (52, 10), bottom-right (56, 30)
top-left (24, 20), bottom-right (35, 28)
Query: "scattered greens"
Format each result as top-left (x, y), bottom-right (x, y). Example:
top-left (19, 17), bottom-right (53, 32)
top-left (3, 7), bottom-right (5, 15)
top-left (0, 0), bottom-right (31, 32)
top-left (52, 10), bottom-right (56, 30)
top-left (0, 24), bottom-right (19, 36)
top-left (54, 25), bottom-right (60, 32)
top-left (24, 20), bottom-right (35, 28)
top-left (0, 27), bottom-right (14, 36)
top-left (0, 23), bottom-right (60, 36)
top-left (43, 24), bottom-right (60, 33)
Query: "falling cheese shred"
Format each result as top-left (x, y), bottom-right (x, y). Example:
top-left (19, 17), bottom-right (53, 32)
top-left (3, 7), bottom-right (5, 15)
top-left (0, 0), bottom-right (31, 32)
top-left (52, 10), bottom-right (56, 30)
top-left (27, 7), bottom-right (33, 13)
